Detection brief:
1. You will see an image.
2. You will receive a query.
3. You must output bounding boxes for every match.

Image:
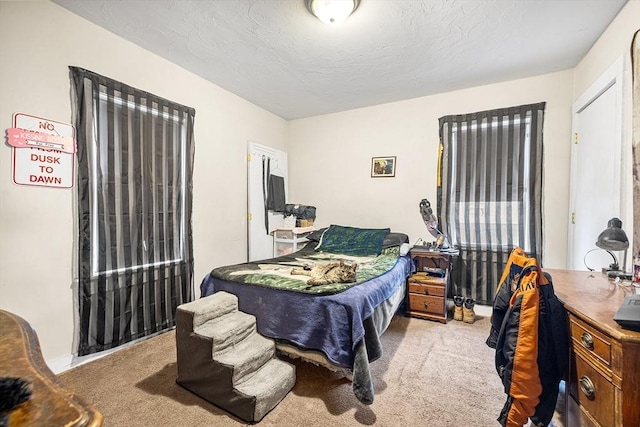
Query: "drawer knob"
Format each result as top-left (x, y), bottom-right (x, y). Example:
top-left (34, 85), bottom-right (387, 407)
top-left (423, 302), bottom-right (429, 309)
top-left (424, 289), bottom-right (429, 295)
top-left (581, 332), bottom-right (594, 350)
top-left (579, 376), bottom-right (595, 400)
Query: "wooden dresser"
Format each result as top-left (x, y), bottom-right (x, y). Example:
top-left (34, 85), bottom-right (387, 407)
top-left (546, 269), bottom-right (640, 427)
top-left (406, 250), bottom-right (452, 323)
top-left (0, 310), bottom-right (103, 426)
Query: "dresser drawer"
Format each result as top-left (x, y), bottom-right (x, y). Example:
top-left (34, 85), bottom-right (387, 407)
top-left (570, 316), bottom-right (611, 369)
top-left (408, 294), bottom-right (445, 316)
top-left (569, 349), bottom-right (615, 427)
top-left (408, 282), bottom-right (445, 297)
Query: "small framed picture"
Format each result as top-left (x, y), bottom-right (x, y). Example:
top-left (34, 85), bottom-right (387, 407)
top-left (371, 156), bottom-right (396, 177)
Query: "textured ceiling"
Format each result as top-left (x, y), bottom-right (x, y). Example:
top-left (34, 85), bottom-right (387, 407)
top-left (52, 0), bottom-right (627, 120)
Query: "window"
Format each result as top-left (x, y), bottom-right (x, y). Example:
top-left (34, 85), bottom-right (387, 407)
top-left (438, 103), bottom-right (545, 304)
top-left (71, 67), bottom-right (195, 356)
top-left (90, 92), bottom-right (188, 277)
top-left (449, 118), bottom-right (532, 252)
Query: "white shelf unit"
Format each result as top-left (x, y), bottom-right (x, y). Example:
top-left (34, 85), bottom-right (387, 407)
top-left (271, 227), bottom-right (315, 257)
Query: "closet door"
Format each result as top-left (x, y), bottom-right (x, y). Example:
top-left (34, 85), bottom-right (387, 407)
top-left (247, 141), bottom-right (288, 262)
top-left (568, 57), bottom-right (624, 271)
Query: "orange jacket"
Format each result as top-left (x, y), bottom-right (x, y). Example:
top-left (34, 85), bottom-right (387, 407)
top-left (488, 248), bottom-right (568, 426)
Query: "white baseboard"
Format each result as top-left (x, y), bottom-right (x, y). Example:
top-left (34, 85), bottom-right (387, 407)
top-left (47, 348), bottom-right (116, 374)
top-left (474, 304), bottom-right (493, 317)
top-left (47, 354), bottom-right (74, 375)
top-left (47, 328), bottom-right (174, 374)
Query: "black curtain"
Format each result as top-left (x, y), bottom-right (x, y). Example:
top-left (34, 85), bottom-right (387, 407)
top-left (70, 67), bottom-right (195, 355)
top-left (438, 103), bottom-right (545, 305)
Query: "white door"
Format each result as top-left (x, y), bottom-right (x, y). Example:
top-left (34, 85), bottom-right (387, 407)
top-left (568, 58), bottom-right (624, 271)
top-left (247, 141), bottom-right (288, 262)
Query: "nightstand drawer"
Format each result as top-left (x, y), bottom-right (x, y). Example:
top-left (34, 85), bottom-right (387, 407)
top-left (570, 350), bottom-right (615, 427)
top-left (570, 316), bottom-right (611, 369)
top-left (408, 273), bottom-right (445, 285)
top-left (408, 283), bottom-right (445, 297)
top-left (408, 294), bottom-right (445, 316)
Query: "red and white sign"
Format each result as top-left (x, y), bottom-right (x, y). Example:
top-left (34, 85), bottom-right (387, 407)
top-left (10, 113), bottom-right (75, 188)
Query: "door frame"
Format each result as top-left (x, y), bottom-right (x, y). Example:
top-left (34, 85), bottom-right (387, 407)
top-left (568, 56), bottom-right (625, 269)
top-left (247, 140), bottom-right (288, 262)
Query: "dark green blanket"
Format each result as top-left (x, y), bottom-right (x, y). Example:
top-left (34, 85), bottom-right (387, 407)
top-left (210, 246), bottom-right (401, 295)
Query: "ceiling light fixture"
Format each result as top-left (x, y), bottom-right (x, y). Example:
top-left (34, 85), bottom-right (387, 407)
top-left (305, 0), bottom-right (360, 25)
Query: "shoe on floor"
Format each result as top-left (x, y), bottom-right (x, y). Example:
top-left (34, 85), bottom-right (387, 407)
top-left (463, 298), bottom-right (475, 324)
top-left (453, 295), bottom-right (464, 321)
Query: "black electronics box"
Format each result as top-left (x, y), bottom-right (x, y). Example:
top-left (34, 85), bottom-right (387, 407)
top-left (613, 295), bottom-right (640, 332)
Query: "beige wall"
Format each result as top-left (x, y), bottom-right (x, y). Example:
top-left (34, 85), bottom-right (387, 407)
top-left (0, 1), bottom-right (287, 369)
top-left (572, 0), bottom-right (639, 258)
top-left (288, 71), bottom-right (574, 268)
top-left (573, 1), bottom-right (639, 98)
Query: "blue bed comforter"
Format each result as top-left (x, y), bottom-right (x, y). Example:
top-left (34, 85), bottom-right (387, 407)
top-left (199, 249), bottom-right (412, 404)
top-left (200, 252), bottom-right (411, 368)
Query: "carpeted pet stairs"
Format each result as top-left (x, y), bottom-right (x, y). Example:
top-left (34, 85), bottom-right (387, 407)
top-left (176, 291), bottom-right (296, 422)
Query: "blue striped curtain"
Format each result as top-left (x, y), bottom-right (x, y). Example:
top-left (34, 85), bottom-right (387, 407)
top-left (70, 67), bottom-right (195, 356)
top-left (438, 103), bottom-right (545, 305)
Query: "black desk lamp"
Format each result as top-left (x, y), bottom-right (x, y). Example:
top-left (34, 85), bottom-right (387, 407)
top-left (596, 217), bottom-right (631, 279)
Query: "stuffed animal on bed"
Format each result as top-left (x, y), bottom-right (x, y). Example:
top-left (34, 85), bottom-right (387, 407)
top-left (291, 261), bottom-right (357, 286)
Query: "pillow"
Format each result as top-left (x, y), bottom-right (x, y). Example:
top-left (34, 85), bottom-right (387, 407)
top-left (315, 225), bottom-right (391, 256)
top-left (382, 232), bottom-right (409, 249)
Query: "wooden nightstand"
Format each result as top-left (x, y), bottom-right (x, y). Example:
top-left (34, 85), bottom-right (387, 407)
top-left (406, 250), bottom-right (453, 323)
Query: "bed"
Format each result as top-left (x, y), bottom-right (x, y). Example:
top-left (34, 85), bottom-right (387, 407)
top-left (199, 225), bottom-right (413, 404)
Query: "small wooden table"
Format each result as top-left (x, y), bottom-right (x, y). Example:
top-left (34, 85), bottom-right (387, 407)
top-left (406, 249), bottom-right (455, 323)
top-left (546, 269), bottom-right (640, 427)
top-left (0, 310), bottom-right (103, 426)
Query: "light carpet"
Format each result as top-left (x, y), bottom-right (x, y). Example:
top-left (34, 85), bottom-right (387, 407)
top-left (59, 313), bottom-right (565, 426)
